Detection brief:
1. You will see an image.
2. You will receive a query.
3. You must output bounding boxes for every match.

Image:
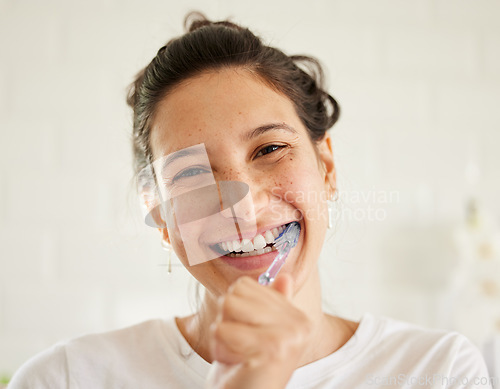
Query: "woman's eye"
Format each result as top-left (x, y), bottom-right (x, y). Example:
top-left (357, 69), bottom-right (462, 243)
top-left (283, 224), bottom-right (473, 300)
top-left (173, 167), bottom-right (207, 182)
top-left (255, 144), bottom-right (285, 158)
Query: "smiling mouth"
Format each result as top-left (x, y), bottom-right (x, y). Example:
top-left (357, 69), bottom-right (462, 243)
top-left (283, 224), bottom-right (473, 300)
top-left (210, 222), bottom-right (293, 258)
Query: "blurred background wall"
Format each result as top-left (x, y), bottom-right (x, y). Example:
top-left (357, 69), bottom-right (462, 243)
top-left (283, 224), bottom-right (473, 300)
top-left (1, 0), bottom-right (500, 381)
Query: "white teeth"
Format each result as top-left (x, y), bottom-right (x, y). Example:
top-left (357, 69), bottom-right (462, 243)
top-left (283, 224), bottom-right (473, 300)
top-left (241, 238), bottom-right (254, 252)
top-left (256, 248), bottom-right (264, 255)
top-left (232, 240), bottom-right (241, 252)
top-left (252, 234), bottom-right (267, 250)
top-left (264, 230), bottom-right (275, 244)
top-left (217, 223), bottom-right (291, 255)
top-left (264, 246), bottom-right (272, 253)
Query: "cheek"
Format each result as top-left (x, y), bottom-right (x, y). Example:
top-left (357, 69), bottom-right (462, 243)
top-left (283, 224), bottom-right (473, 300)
top-left (167, 223), bottom-right (189, 265)
top-left (272, 162), bottom-right (326, 213)
top-left (165, 205), bottom-right (203, 265)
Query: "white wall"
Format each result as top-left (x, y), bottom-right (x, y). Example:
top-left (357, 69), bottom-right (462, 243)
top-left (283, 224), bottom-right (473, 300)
top-left (1, 0), bottom-right (500, 380)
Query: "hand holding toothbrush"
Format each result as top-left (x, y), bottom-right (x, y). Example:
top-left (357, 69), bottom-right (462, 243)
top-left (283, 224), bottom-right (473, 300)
top-left (206, 275), bottom-right (312, 388)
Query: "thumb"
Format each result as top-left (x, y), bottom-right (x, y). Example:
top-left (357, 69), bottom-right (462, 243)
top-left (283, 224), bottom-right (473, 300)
top-left (270, 272), bottom-right (294, 300)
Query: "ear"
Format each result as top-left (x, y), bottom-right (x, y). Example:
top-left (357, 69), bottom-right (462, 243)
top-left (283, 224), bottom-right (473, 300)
top-left (316, 133), bottom-right (336, 196)
top-left (137, 163), bottom-right (169, 229)
top-left (139, 189), bottom-right (167, 229)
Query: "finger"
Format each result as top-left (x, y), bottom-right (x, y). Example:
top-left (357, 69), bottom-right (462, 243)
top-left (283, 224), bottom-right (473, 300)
top-left (220, 277), bottom-right (294, 325)
top-left (218, 294), bottom-right (261, 325)
top-left (270, 272), bottom-right (294, 300)
top-left (213, 320), bottom-right (304, 367)
top-left (225, 276), bottom-right (279, 308)
top-left (212, 321), bottom-right (264, 364)
top-left (230, 275), bottom-right (292, 304)
top-left (210, 322), bottom-right (246, 365)
top-left (219, 292), bottom-right (288, 326)
top-left (226, 276), bottom-right (260, 297)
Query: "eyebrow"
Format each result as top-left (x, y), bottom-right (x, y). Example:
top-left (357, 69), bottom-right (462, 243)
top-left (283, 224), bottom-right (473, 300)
top-left (160, 146), bottom-right (206, 170)
top-left (242, 123), bottom-right (298, 141)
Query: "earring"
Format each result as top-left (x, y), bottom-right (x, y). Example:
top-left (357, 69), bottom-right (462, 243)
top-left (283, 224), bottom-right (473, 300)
top-left (327, 188), bottom-right (337, 230)
top-left (161, 239), bottom-right (172, 273)
top-left (327, 200), bottom-right (334, 229)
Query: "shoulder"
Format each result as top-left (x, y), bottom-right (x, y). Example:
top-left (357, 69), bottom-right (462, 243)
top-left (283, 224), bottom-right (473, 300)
top-left (65, 318), bottom-right (170, 357)
top-left (373, 313), bottom-right (481, 357)
top-left (8, 343), bottom-right (69, 389)
top-left (443, 332), bottom-right (493, 387)
top-left (9, 318), bottom-right (174, 389)
top-left (367, 313), bottom-right (492, 386)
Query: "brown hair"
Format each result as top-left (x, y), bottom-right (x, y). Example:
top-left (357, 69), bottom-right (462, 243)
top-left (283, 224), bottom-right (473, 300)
top-left (126, 12), bottom-right (340, 180)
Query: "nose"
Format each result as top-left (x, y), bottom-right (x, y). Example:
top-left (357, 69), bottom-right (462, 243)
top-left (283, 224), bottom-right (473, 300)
top-left (214, 167), bottom-right (272, 221)
top-left (248, 177), bottom-right (274, 218)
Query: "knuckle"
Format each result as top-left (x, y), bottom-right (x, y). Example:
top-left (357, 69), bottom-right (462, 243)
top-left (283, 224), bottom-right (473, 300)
top-left (262, 333), bottom-right (287, 362)
top-left (218, 293), bottom-right (240, 319)
top-left (221, 295), bottom-right (234, 314)
top-left (216, 295), bottom-right (225, 312)
top-left (227, 276), bottom-right (245, 293)
top-left (236, 275), bottom-right (250, 287)
top-left (212, 321), bottom-right (226, 341)
top-left (211, 321), bottom-right (221, 339)
top-left (227, 275), bottom-right (252, 295)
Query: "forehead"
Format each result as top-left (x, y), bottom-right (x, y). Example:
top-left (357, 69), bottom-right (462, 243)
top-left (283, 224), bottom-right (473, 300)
top-left (149, 68), bottom-right (304, 158)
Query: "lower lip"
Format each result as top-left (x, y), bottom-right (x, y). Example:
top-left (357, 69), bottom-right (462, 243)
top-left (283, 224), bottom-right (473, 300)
top-left (218, 249), bottom-right (280, 271)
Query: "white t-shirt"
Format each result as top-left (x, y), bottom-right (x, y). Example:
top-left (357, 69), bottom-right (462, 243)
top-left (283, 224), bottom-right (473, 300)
top-left (9, 312), bottom-right (493, 388)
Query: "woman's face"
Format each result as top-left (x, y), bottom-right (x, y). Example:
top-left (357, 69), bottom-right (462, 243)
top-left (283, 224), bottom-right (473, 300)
top-left (150, 68), bottom-right (335, 296)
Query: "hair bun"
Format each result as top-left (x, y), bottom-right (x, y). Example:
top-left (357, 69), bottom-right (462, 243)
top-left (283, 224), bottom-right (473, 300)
top-left (184, 11), bottom-right (210, 33)
top-left (184, 11), bottom-right (244, 33)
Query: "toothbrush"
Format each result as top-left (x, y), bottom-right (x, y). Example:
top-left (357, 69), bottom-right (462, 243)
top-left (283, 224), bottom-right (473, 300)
top-left (258, 221), bottom-right (301, 286)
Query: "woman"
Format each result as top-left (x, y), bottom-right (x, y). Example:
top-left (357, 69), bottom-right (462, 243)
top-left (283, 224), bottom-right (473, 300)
top-left (9, 13), bottom-right (492, 389)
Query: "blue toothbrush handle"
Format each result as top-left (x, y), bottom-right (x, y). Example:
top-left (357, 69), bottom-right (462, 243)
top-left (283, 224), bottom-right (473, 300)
top-left (258, 242), bottom-right (290, 285)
